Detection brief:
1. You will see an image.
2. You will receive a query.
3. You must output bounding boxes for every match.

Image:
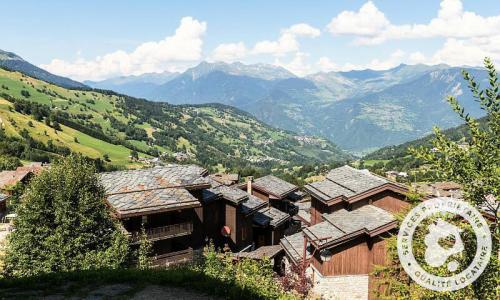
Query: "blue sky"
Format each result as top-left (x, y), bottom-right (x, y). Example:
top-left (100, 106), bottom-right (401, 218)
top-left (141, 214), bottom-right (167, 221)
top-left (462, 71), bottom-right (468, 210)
top-left (4, 0), bottom-right (500, 80)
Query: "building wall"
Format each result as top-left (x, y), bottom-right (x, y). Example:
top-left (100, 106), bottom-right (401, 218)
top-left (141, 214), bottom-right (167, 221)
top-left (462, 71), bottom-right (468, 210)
top-left (251, 189), bottom-right (270, 202)
top-left (311, 235), bottom-right (389, 277)
top-left (223, 202), bottom-right (254, 251)
top-left (311, 272), bottom-right (369, 300)
top-left (310, 196), bottom-right (344, 225)
top-left (312, 236), bottom-right (369, 275)
top-left (225, 203), bottom-right (238, 246)
top-left (364, 190), bottom-right (409, 214)
top-left (203, 200), bottom-right (224, 246)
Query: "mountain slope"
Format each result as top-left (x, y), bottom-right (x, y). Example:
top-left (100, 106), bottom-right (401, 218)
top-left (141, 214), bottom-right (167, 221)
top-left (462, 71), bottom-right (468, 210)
top-left (0, 49), bottom-right (87, 89)
top-left (84, 71), bottom-right (179, 99)
top-left (116, 62), bottom-right (487, 153)
top-left (311, 67), bottom-right (488, 153)
top-left (0, 68), bottom-right (349, 169)
top-left (364, 116), bottom-right (488, 161)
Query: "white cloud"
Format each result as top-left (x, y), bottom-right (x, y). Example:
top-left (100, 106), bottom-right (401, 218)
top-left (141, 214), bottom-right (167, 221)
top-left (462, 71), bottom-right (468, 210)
top-left (327, 0), bottom-right (500, 45)
top-left (40, 17), bottom-right (207, 81)
top-left (327, 1), bottom-right (389, 37)
top-left (252, 23), bottom-right (320, 56)
top-left (315, 50), bottom-right (408, 73)
top-left (211, 42), bottom-right (247, 62)
top-left (316, 57), bottom-right (338, 72)
top-left (274, 52), bottom-right (312, 76)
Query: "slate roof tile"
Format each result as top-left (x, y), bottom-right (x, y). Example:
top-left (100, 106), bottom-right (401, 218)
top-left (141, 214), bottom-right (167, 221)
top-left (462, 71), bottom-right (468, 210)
top-left (253, 206), bottom-right (291, 227)
top-left (100, 164), bottom-right (208, 194)
top-left (107, 188), bottom-right (200, 216)
top-left (304, 165), bottom-right (393, 202)
top-left (303, 205), bottom-right (396, 248)
top-left (253, 175), bottom-right (298, 199)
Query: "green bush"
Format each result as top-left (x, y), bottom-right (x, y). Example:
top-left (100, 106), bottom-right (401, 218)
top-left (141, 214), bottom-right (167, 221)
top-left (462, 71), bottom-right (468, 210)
top-left (3, 154), bottom-right (128, 277)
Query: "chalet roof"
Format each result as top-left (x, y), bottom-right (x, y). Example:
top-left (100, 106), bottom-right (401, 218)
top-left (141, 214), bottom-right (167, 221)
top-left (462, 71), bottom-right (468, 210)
top-left (0, 169), bottom-right (34, 189)
top-left (236, 245), bottom-right (283, 260)
top-left (107, 188), bottom-right (201, 217)
top-left (211, 183), bottom-right (248, 204)
top-left (209, 178), bottom-right (266, 214)
top-left (294, 201), bottom-right (311, 224)
top-left (280, 232), bottom-right (311, 264)
top-left (209, 173), bottom-right (239, 186)
top-left (100, 164), bottom-right (209, 194)
top-left (201, 188), bottom-right (222, 204)
top-left (241, 194), bottom-right (267, 215)
top-left (253, 175), bottom-right (298, 199)
top-left (253, 206), bottom-right (290, 228)
top-left (305, 165), bottom-right (404, 203)
top-left (303, 205), bottom-right (396, 249)
top-left (16, 162), bottom-right (44, 174)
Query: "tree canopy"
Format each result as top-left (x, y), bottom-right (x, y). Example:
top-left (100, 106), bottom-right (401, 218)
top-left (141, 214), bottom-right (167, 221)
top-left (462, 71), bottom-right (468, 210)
top-left (3, 154), bottom-right (128, 277)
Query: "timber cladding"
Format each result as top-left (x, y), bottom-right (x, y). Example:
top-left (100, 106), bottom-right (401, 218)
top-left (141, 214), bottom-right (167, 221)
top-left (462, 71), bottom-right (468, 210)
top-left (225, 203), bottom-right (237, 244)
top-left (311, 235), bottom-right (389, 276)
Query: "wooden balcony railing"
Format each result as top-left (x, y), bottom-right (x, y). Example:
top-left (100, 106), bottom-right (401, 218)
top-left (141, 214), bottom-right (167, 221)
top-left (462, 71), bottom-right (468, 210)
top-left (153, 248), bottom-right (193, 268)
top-left (129, 222), bottom-right (193, 244)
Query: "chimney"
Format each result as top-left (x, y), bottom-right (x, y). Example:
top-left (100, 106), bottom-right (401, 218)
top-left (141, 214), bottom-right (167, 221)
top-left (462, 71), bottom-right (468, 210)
top-left (246, 176), bottom-right (254, 195)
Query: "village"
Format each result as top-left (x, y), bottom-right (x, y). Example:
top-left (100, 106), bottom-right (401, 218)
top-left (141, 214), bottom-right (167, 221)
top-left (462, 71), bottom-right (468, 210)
top-left (0, 159), bottom-right (483, 299)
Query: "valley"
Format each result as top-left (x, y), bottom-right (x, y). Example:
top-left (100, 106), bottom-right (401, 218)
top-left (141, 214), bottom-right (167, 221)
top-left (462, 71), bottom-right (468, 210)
top-left (87, 61), bottom-right (489, 154)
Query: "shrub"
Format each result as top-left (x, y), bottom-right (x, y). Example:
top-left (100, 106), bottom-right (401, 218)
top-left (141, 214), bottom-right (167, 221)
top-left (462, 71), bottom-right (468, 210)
top-left (3, 154), bottom-right (129, 277)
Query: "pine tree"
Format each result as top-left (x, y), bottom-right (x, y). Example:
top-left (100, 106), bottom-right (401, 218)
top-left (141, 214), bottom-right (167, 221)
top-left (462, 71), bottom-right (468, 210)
top-left (3, 154), bottom-right (129, 277)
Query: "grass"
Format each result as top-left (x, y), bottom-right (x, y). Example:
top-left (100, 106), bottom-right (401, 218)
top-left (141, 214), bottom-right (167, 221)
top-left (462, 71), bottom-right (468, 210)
top-left (0, 267), bottom-right (290, 300)
top-left (0, 98), bottom-right (140, 167)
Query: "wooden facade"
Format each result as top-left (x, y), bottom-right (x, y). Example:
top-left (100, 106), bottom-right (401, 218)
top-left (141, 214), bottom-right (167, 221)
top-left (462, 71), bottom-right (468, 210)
top-left (311, 234), bottom-right (390, 277)
top-left (310, 187), bottom-right (409, 226)
top-left (253, 223), bottom-right (287, 248)
top-left (223, 202), bottom-right (254, 251)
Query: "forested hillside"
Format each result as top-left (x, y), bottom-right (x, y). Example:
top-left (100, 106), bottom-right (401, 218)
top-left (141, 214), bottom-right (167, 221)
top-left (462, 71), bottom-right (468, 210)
top-left (0, 67), bottom-right (349, 171)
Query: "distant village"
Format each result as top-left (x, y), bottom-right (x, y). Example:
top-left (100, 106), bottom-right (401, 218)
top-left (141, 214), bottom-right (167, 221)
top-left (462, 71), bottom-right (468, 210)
top-left (0, 161), bottom-right (489, 299)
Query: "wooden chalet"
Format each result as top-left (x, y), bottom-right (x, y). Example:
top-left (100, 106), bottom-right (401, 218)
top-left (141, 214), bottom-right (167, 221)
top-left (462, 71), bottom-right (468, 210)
top-left (100, 164), bottom-right (210, 267)
top-left (281, 165), bottom-right (410, 300)
top-left (208, 178), bottom-right (293, 251)
top-left (243, 175), bottom-right (302, 216)
top-left (306, 165), bottom-right (409, 225)
top-left (207, 180), bottom-right (266, 251)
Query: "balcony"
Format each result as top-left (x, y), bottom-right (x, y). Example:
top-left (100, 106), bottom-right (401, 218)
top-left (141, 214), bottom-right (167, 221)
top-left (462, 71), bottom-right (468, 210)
top-left (129, 222), bottom-right (193, 244)
top-left (153, 248), bottom-right (193, 268)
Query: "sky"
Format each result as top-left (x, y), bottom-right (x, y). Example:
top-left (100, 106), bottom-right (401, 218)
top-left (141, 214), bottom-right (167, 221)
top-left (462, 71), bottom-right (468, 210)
top-left (3, 0), bottom-right (500, 81)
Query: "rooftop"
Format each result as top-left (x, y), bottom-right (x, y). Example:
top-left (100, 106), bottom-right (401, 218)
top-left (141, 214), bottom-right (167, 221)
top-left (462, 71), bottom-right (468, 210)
top-left (100, 164), bottom-right (209, 194)
top-left (253, 206), bottom-right (291, 228)
top-left (252, 175), bottom-right (298, 199)
top-left (236, 245), bottom-right (283, 260)
top-left (303, 205), bottom-right (397, 249)
top-left (209, 173), bottom-right (239, 186)
top-left (107, 188), bottom-right (201, 217)
top-left (305, 165), bottom-right (405, 203)
top-left (241, 194), bottom-right (267, 215)
top-left (294, 201), bottom-right (311, 224)
top-left (101, 164), bottom-right (209, 217)
top-left (0, 169), bottom-right (35, 189)
top-left (280, 231), bottom-right (311, 264)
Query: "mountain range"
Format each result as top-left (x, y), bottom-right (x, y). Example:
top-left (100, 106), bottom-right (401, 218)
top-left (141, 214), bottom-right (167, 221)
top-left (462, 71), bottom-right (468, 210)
top-left (0, 49), bottom-right (87, 89)
top-left (87, 61), bottom-right (488, 154)
top-left (0, 50), bottom-right (349, 170)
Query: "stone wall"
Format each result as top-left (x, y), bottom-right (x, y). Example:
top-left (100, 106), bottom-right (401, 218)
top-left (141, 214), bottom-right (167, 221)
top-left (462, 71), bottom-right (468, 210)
top-left (310, 268), bottom-right (369, 300)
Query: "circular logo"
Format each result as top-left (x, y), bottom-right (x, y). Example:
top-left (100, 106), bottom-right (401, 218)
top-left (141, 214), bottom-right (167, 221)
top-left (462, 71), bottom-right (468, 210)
top-left (397, 197), bottom-right (492, 291)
